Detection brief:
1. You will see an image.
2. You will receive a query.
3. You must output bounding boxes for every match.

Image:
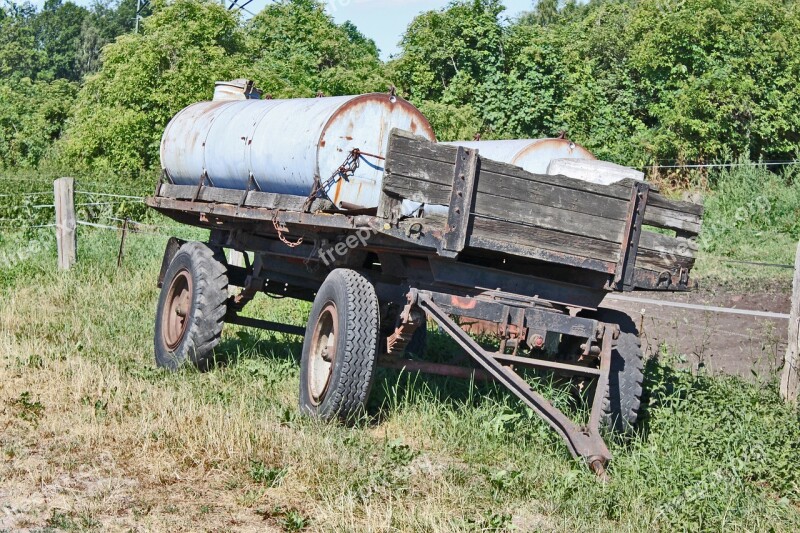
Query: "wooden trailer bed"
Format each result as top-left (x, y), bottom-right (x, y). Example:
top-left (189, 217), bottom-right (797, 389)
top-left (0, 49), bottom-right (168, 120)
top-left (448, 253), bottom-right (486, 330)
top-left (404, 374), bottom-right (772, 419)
top-left (378, 130), bottom-right (702, 292)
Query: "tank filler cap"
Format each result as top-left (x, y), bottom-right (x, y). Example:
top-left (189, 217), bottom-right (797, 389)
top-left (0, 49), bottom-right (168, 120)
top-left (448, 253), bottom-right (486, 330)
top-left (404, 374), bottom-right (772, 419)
top-left (213, 79), bottom-right (262, 101)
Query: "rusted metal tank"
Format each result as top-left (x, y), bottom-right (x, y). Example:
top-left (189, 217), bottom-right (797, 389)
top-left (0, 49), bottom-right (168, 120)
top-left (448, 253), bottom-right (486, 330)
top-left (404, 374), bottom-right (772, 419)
top-left (442, 138), bottom-right (595, 174)
top-left (161, 90), bottom-right (435, 210)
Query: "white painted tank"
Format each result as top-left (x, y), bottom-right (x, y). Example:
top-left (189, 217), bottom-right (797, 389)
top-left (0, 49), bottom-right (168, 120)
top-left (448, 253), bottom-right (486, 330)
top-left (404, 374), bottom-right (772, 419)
top-left (441, 138), bottom-right (595, 174)
top-left (161, 90), bottom-right (435, 210)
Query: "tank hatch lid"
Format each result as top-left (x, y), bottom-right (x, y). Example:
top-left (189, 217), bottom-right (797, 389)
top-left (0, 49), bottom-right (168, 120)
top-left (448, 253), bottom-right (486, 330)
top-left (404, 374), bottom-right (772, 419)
top-left (547, 158), bottom-right (645, 186)
top-left (213, 79), bottom-right (262, 101)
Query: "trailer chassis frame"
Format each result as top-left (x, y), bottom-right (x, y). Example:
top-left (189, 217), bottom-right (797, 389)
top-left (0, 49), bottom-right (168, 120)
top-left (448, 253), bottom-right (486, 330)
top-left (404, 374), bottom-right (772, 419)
top-left (150, 191), bottom-right (629, 475)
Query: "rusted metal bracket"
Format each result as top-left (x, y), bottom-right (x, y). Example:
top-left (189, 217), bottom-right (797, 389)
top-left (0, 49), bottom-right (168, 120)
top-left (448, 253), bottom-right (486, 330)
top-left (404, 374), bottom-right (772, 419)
top-left (614, 181), bottom-right (650, 292)
top-left (230, 254), bottom-right (266, 312)
top-left (193, 171), bottom-right (212, 202)
top-left (385, 296), bottom-right (426, 356)
top-left (239, 173), bottom-right (261, 207)
top-left (441, 146), bottom-right (479, 258)
top-left (410, 289), bottom-right (613, 475)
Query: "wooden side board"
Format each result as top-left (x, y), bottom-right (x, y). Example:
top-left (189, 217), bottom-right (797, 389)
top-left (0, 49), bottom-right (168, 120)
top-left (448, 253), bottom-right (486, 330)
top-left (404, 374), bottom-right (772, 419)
top-left (382, 129), bottom-right (703, 289)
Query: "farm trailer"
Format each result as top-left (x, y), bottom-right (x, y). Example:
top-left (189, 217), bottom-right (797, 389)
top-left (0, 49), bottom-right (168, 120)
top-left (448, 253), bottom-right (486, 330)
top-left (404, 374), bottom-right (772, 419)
top-left (147, 128), bottom-right (703, 476)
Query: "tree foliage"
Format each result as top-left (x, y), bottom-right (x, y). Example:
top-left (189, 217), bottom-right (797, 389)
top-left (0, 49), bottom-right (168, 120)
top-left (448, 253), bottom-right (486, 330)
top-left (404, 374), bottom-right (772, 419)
top-left (245, 0), bottom-right (386, 98)
top-left (55, 0), bottom-right (386, 174)
top-left (1, 0), bottom-right (799, 179)
top-left (391, 0), bottom-right (800, 165)
top-left (60, 0), bottom-right (246, 174)
top-left (0, 78), bottom-right (77, 168)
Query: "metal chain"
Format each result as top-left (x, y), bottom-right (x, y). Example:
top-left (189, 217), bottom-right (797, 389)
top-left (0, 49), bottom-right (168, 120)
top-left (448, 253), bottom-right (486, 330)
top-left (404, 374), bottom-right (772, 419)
top-left (303, 149), bottom-right (386, 212)
top-left (272, 214), bottom-right (304, 248)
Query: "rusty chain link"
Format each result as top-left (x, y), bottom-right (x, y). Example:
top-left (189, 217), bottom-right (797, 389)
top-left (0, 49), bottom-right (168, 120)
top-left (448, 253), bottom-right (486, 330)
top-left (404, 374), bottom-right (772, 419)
top-left (272, 213), bottom-right (304, 248)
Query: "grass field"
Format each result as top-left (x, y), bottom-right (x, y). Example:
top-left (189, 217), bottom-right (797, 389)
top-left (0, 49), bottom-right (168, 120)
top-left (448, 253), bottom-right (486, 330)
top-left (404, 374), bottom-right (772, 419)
top-left (1, 214), bottom-right (800, 531)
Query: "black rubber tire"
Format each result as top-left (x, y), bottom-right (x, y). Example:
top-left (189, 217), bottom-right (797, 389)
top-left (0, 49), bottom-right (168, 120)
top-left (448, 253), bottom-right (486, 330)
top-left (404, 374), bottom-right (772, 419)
top-left (154, 242), bottom-right (228, 371)
top-left (595, 309), bottom-right (644, 434)
top-left (299, 269), bottom-right (380, 422)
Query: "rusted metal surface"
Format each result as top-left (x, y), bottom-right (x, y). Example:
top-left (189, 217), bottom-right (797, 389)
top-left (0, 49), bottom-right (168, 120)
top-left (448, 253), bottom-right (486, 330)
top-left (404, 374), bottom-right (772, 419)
top-left (161, 269), bottom-right (193, 351)
top-left (160, 91), bottom-right (434, 210)
top-left (308, 302), bottom-right (338, 405)
top-left (385, 297), bottom-right (426, 356)
top-left (225, 314), bottom-right (306, 337)
top-left (443, 138), bottom-right (595, 174)
top-left (378, 355), bottom-right (494, 382)
top-left (411, 289), bottom-right (613, 472)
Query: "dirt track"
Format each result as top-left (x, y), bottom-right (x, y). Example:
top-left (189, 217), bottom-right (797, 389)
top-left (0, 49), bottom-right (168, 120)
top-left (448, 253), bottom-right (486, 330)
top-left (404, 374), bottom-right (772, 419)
top-left (600, 279), bottom-right (792, 380)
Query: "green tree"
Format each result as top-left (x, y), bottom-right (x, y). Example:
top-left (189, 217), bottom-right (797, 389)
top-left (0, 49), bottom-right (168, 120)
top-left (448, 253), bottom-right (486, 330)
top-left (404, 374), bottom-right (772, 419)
top-left (245, 0), bottom-right (387, 98)
top-left (60, 0), bottom-right (246, 175)
top-left (75, 0), bottom-right (144, 79)
top-left (34, 0), bottom-right (89, 81)
top-left (392, 0), bottom-right (506, 105)
top-left (0, 78), bottom-right (78, 168)
top-left (0, 1), bottom-right (41, 80)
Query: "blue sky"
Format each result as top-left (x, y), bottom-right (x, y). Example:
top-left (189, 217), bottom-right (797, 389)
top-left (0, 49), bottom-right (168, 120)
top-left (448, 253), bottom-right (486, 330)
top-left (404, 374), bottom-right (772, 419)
top-left (305, 0), bottom-right (534, 59)
top-left (27, 0), bottom-right (535, 60)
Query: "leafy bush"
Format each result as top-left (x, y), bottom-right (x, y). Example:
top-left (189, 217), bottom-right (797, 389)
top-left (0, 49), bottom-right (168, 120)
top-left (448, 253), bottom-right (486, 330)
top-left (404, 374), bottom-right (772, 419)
top-left (0, 78), bottom-right (77, 169)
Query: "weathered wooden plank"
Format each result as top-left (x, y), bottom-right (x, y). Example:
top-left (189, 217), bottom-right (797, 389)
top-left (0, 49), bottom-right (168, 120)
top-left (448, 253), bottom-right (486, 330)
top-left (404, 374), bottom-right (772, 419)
top-left (381, 174), bottom-right (451, 204)
top-left (781, 242), bottom-right (800, 403)
top-left (639, 232), bottom-right (696, 260)
top-left (387, 155), bottom-right (701, 235)
top-left (388, 129), bottom-right (704, 219)
top-left (386, 164), bottom-right (629, 244)
top-left (54, 177), bottom-right (77, 270)
top-left (469, 235), bottom-right (616, 274)
top-left (467, 216), bottom-right (621, 267)
top-left (648, 193), bottom-right (705, 217)
top-left (387, 170), bottom-right (697, 258)
top-left (461, 215), bottom-right (693, 274)
top-left (391, 172), bottom-right (697, 263)
top-left (158, 184), bottom-right (329, 212)
top-left (391, 131), bottom-right (640, 201)
top-left (443, 146), bottom-right (479, 255)
top-left (475, 196), bottom-right (626, 243)
top-left (387, 156), bottom-right (628, 221)
top-left (644, 208), bottom-right (702, 235)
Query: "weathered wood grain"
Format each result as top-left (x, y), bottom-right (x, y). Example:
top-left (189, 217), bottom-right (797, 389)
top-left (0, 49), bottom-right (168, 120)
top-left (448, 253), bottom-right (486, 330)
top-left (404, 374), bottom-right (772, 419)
top-left (781, 242), bottom-right (800, 403)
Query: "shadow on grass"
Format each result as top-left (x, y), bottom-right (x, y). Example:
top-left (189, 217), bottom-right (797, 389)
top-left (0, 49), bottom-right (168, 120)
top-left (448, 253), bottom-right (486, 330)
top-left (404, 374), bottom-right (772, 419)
top-left (367, 328), bottom-right (587, 427)
top-left (210, 323), bottom-right (707, 447)
top-left (212, 328), bottom-right (304, 369)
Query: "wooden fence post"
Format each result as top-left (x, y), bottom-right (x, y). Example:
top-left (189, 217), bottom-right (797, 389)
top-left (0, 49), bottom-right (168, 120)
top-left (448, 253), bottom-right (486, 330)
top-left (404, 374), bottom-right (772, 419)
top-left (780, 241), bottom-right (800, 403)
top-left (54, 177), bottom-right (76, 270)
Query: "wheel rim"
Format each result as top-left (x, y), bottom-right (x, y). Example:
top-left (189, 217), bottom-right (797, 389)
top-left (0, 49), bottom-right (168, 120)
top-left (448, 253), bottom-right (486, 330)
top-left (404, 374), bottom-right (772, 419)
top-left (308, 301), bottom-right (338, 405)
top-left (162, 269), bottom-right (193, 351)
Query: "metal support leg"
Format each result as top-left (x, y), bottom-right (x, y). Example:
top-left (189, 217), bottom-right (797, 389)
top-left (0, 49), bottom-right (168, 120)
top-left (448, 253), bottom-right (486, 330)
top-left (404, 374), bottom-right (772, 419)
top-left (412, 289), bottom-right (613, 474)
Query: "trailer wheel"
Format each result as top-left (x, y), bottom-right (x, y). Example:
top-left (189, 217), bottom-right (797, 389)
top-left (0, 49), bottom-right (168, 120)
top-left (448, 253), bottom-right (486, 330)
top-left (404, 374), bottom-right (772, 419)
top-left (596, 309), bottom-right (644, 435)
top-left (154, 242), bottom-right (228, 371)
top-left (299, 269), bottom-right (379, 422)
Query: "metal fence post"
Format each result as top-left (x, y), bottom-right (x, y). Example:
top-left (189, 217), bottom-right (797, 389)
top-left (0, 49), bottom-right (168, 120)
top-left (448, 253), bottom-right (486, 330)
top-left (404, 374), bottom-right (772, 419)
top-left (780, 242), bottom-right (800, 403)
top-left (54, 177), bottom-right (76, 270)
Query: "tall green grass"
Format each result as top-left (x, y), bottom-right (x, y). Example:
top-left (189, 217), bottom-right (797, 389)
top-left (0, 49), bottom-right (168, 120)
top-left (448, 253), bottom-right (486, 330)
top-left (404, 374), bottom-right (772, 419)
top-left (692, 164), bottom-right (800, 283)
top-left (0, 224), bottom-right (798, 531)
